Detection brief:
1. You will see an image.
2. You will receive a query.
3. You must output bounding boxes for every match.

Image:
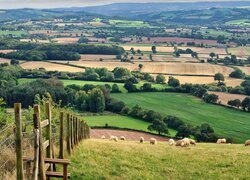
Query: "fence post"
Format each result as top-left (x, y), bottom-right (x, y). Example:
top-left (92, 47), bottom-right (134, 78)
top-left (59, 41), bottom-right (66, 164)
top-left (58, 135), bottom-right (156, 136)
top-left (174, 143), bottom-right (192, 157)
top-left (76, 118), bottom-right (78, 144)
top-left (34, 105), bottom-right (46, 180)
top-left (59, 111), bottom-right (64, 159)
top-left (45, 102), bottom-right (52, 159)
top-left (66, 113), bottom-right (71, 154)
top-left (70, 115), bottom-right (74, 149)
top-left (33, 114), bottom-right (40, 180)
top-left (14, 103), bottom-right (24, 180)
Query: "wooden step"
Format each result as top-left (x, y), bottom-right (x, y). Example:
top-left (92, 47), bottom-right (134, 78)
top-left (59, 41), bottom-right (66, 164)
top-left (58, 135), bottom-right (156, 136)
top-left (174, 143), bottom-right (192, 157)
top-left (44, 158), bottom-right (70, 165)
top-left (46, 171), bottom-right (70, 177)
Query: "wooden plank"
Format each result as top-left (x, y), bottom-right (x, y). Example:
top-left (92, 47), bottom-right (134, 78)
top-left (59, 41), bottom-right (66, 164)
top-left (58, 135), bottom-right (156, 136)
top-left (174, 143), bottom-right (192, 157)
top-left (40, 119), bottom-right (49, 128)
top-left (46, 171), bottom-right (70, 178)
top-left (43, 140), bottom-right (50, 150)
top-left (44, 158), bottom-right (70, 165)
top-left (14, 103), bottom-right (24, 180)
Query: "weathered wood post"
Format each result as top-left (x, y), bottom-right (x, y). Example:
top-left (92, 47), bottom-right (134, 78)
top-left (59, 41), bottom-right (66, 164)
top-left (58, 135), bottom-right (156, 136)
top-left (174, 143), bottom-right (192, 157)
top-left (45, 102), bottom-right (52, 159)
top-left (33, 114), bottom-right (40, 180)
top-left (76, 118), bottom-right (78, 144)
top-left (66, 113), bottom-right (71, 154)
top-left (34, 104), bottom-right (46, 180)
top-left (14, 103), bottom-right (24, 180)
top-left (70, 115), bottom-right (74, 149)
top-left (59, 111), bottom-right (64, 159)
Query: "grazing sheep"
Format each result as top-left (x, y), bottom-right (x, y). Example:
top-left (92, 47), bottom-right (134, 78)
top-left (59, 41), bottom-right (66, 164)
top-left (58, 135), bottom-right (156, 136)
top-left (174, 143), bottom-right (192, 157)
top-left (140, 137), bottom-right (144, 143)
top-left (120, 136), bottom-right (126, 141)
top-left (110, 136), bottom-right (115, 141)
top-left (245, 140), bottom-right (250, 146)
top-left (189, 139), bottom-right (196, 146)
top-left (217, 138), bottom-right (227, 144)
top-left (101, 135), bottom-right (106, 139)
top-left (150, 138), bottom-right (157, 145)
top-left (182, 138), bottom-right (190, 147)
top-left (175, 140), bottom-right (185, 147)
top-left (114, 136), bottom-right (119, 142)
top-left (168, 139), bottom-right (175, 146)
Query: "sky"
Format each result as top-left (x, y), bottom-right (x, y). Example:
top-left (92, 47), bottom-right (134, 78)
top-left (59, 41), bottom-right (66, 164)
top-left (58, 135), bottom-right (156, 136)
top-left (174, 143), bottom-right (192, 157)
top-left (0, 0), bottom-right (248, 9)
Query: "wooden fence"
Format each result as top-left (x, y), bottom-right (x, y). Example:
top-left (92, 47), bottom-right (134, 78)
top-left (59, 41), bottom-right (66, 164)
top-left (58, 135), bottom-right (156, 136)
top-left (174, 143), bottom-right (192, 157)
top-left (14, 102), bottom-right (90, 180)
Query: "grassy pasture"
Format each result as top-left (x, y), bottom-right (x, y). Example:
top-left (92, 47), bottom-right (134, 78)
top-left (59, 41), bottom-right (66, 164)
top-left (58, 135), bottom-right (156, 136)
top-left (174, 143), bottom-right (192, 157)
top-left (0, 30), bottom-right (27, 37)
top-left (69, 140), bottom-right (250, 179)
top-left (109, 19), bottom-right (151, 28)
top-left (226, 19), bottom-right (250, 26)
top-left (83, 115), bottom-right (176, 136)
top-left (228, 47), bottom-right (250, 57)
top-left (112, 92), bottom-right (250, 143)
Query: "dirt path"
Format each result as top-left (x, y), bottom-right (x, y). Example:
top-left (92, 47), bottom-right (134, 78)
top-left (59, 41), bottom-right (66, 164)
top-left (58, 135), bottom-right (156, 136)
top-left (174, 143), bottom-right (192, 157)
top-left (90, 129), bottom-right (169, 142)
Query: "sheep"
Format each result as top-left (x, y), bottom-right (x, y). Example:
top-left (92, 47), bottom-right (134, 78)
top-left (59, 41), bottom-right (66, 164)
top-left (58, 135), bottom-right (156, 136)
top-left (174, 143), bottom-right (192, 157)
top-left (150, 138), bottom-right (157, 145)
top-left (168, 139), bottom-right (175, 146)
top-left (245, 140), bottom-right (250, 146)
top-left (120, 136), bottom-right (126, 141)
top-left (110, 136), bottom-right (115, 140)
top-left (189, 139), bottom-right (196, 146)
top-left (101, 135), bottom-right (106, 139)
top-left (114, 136), bottom-right (119, 142)
top-left (217, 138), bottom-right (227, 144)
top-left (140, 137), bottom-right (144, 143)
top-left (175, 140), bottom-right (185, 147)
top-left (182, 138), bottom-right (190, 147)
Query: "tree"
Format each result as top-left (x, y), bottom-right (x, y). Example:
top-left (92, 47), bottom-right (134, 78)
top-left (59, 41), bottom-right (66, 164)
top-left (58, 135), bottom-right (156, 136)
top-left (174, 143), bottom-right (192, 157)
top-left (148, 119), bottom-right (168, 135)
top-left (175, 124), bottom-right (192, 138)
top-left (138, 64), bottom-right (143, 70)
top-left (113, 67), bottom-right (131, 79)
top-left (203, 94), bottom-right (218, 104)
top-left (209, 52), bottom-right (216, 59)
top-left (241, 97), bottom-right (250, 111)
top-left (228, 99), bottom-right (241, 109)
top-left (10, 59), bottom-right (19, 65)
top-left (168, 76), bottom-right (180, 87)
top-left (141, 83), bottom-right (154, 92)
top-left (214, 73), bottom-right (224, 83)
top-left (75, 91), bottom-right (89, 111)
top-left (130, 48), bottom-right (135, 55)
top-left (151, 46), bottom-right (157, 54)
top-left (229, 69), bottom-right (245, 79)
top-left (124, 81), bottom-right (138, 92)
top-left (88, 88), bottom-right (105, 113)
top-left (111, 84), bottom-right (121, 93)
top-left (156, 74), bottom-right (166, 84)
top-left (137, 49), bottom-right (142, 55)
top-left (149, 54), bottom-right (153, 61)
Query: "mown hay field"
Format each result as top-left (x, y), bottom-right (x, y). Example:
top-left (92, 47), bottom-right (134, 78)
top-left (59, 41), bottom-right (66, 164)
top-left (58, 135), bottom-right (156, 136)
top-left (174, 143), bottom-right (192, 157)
top-left (236, 66), bottom-right (250, 75)
top-left (228, 47), bottom-right (250, 57)
top-left (69, 140), bottom-right (250, 179)
top-left (53, 37), bottom-right (80, 44)
top-left (20, 61), bottom-right (84, 72)
top-left (208, 91), bottom-right (248, 105)
top-left (112, 92), bottom-right (250, 142)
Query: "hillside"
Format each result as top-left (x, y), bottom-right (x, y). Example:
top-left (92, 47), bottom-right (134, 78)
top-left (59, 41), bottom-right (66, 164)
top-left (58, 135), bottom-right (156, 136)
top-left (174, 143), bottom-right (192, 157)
top-left (112, 93), bottom-right (250, 143)
top-left (69, 139), bottom-right (250, 179)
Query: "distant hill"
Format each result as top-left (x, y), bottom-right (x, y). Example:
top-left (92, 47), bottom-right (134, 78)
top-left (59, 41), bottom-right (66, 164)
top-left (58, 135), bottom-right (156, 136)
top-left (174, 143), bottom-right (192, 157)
top-left (81, 1), bottom-right (250, 17)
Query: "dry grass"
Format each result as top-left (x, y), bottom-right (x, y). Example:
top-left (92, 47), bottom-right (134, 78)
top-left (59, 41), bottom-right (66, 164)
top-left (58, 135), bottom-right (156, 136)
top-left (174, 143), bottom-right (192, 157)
top-left (53, 37), bottom-right (80, 44)
top-left (20, 61), bottom-right (84, 72)
top-left (209, 92), bottom-right (248, 105)
top-left (0, 58), bottom-right (11, 64)
top-left (236, 66), bottom-right (250, 75)
top-left (80, 54), bottom-right (116, 61)
top-left (0, 50), bottom-right (16, 54)
top-left (228, 47), bottom-right (250, 57)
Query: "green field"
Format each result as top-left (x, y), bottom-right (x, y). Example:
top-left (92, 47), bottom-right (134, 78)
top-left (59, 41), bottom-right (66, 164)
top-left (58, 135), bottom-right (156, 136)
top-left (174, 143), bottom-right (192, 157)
top-left (112, 92), bottom-right (250, 143)
top-left (109, 19), bottom-right (152, 28)
top-left (226, 19), bottom-right (250, 26)
top-left (18, 78), bottom-right (167, 92)
top-left (0, 30), bottom-right (28, 37)
top-left (83, 115), bottom-right (176, 136)
top-left (228, 47), bottom-right (250, 56)
top-left (69, 140), bottom-right (250, 179)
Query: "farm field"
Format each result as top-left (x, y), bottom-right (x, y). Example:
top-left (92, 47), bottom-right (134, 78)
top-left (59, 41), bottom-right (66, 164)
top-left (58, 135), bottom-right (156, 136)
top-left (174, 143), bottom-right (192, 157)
top-left (140, 62), bottom-right (233, 76)
top-left (80, 54), bottom-right (116, 61)
top-left (226, 19), bottom-right (250, 26)
top-left (52, 37), bottom-right (80, 44)
top-left (83, 115), bottom-right (176, 136)
top-left (109, 19), bottom-right (151, 28)
top-left (236, 66), bottom-right (250, 75)
top-left (208, 91), bottom-right (248, 106)
top-left (123, 37), bottom-right (218, 45)
top-left (0, 30), bottom-right (27, 37)
top-left (112, 92), bottom-right (250, 142)
top-left (0, 58), bottom-right (10, 64)
top-left (69, 140), bottom-right (250, 179)
top-left (20, 61), bottom-right (84, 72)
top-left (228, 47), bottom-right (250, 57)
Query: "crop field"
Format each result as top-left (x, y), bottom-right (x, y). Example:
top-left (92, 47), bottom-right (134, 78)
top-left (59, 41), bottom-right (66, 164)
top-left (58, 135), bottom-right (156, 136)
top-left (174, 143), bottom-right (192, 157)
top-left (83, 115), bottom-right (176, 136)
top-left (69, 140), bottom-right (250, 179)
top-left (226, 19), bottom-right (250, 26)
top-left (123, 37), bottom-right (218, 45)
top-left (20, 61), bottom-right (84, 72)
top-left (79, 54), bottom-right (116, 61)
top-left (140, 62), bottom-right (233, 76)
top-left (112, 92), bottom-right (250, 142)
top-left (0, 58), bottom-right (10, 64)
top-left (52, 37), bottom-right (80, 44)
top-left (0, 49), bottom-right (16, 54)
top-left (208, 91), bottom-right (248, 106)
top-left (236, 66), bottom-right (250, 75)
top-left (109, 19), bottom-right (151, 28)
top-left (0, 30), bottom-right (28, 37)
top-left (228, 47), bottom-right (250, 57)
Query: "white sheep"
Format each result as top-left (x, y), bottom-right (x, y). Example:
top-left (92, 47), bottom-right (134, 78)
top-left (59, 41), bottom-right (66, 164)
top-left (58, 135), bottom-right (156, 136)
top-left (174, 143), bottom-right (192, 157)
top-left (175, 140), bottom-right (185, 147)
top-left (114, 136), bottom-right (119, 142)
top-left (140, 137), bottom-right (144, 143)
top-left (120, 136), bottom-right (126, 141)
top-left (168, 139), bottom-right (175, 146)
top-left (217, 138), bottom-right (227, 144)
top-left (150, 138), bottom-right (157, 145)
top-left (189, 139), bottom-right (196, 146)
top-left (245, 140), bottom-right (250, 146)
top-left (110, 136), bottom-right (115, 141)
top-left (101, 135), bottom-right (106, 139)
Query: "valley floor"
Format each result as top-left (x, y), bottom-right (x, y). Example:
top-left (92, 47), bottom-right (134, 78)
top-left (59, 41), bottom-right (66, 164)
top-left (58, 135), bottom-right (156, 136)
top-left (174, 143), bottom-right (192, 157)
top-left (69, 139), bottom-right (250, 179)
